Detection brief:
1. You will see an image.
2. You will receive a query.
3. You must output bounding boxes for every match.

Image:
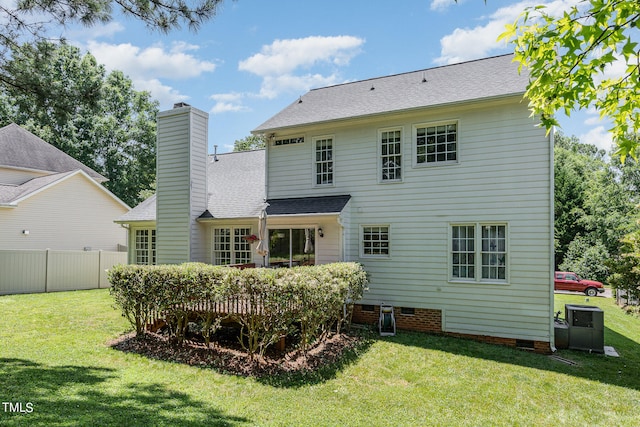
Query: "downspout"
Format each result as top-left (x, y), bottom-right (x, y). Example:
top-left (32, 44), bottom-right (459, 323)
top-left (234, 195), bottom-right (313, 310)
top-left (549, 126), bottom-right (557, 353)
top-left (337, 214), bottom-right (345, 261)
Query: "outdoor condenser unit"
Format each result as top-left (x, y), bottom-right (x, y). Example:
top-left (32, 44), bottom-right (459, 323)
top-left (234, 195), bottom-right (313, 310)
top-left (379, 304), bottom-right (396, 337)
top-left (565, 304), bottom-right (604, 353)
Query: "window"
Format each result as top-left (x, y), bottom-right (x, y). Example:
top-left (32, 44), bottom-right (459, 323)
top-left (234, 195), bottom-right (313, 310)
top-left (415, 122), bottom-right (457, 165)
top-left (213, 227), bottom-right (252, 265)
top-left (380, 129), bottom-right (402, 181)
top-left (134, 229), bottom-right (156, 265)
top-left (481, 225), bottom-right (507, 280)
top-left (452, 225), bottom-right (475, 279)
top-left (274, 136), bottom-right (304, 146)
top-left (451, 224), bottom-right (507, 282)
top-left (314, 137), bottom-right (333, 186)
top-left (362, 226), bottom-right (390, 257)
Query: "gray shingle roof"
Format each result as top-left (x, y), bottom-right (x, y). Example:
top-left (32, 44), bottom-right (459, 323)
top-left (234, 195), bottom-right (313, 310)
top-left (253, 54), bottom-right (527, 132)
top-left (266, 195), bottom-right (351, 216)
top-left (0, 123), bottom-right (106, 182)
top-left (0, 171), bottom-right (75, 205)
top-left (118, 149), bottom-right (266, 222)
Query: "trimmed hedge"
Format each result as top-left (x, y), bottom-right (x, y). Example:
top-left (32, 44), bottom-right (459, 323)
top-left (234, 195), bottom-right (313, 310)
top-left (108, 262), bottom-right (368, 356)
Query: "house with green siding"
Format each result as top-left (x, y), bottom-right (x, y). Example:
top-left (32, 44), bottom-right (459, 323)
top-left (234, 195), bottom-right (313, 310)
top-left (117, 54), bottom-right (554, 352)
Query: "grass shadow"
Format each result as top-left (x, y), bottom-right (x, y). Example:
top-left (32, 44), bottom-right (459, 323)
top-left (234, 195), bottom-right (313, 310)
top-left (255, 331), bottom-right (376, 388)
top-left (0, 358), bottom-right (249, 426)
top-left (380, 326), bottom-right (640, 392)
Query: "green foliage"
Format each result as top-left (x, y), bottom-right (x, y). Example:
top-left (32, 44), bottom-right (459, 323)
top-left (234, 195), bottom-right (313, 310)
top-left (499, 1), bottom-right (640, 159)
top-left (108, 262), bottom-right (369, 357)
top-left (0, 41), bottom-right (158, 207)
top-left (233, 134), bottom-right (266, 152)
top-left (553, 132), bottom-right (638, 268)
top-left (607, 230), bottom-right (640, 301)
top-left (558, 236), bottom-right (610, 282)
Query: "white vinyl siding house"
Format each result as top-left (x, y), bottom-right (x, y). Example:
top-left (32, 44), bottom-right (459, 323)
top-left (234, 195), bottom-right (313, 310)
top-left (254, 55), bottom-right (554, 350)
top-left (0, 124), bottom-right (129, 252)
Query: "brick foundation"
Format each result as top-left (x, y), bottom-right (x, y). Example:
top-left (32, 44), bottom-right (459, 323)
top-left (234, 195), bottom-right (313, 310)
top-left (350, 304), bottom-right (552, 354)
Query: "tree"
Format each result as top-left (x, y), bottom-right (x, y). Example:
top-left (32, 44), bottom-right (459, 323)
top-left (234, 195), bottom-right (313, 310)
top-left (500, 1), bottom-right (640, 159)
top-left (233, 134), bottom-right (266, 152)
top-left (0, 0), bottom-right (225, 116)
top-left (0, 42), bottom-right (158, 207)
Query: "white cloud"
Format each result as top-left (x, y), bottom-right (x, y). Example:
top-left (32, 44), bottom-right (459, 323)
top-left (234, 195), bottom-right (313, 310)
top-left (238, 35), bottom-right (364, 76)
top-left (135, 79), bottom-right (189, 106)
top-left (579, 125), bottom-right (614, 152)
top-left (430, 0), bottom-right (466, 12)
top-left (435, 0), bottom-right (582, 65)
top-left (87, 40), bottom-right (217, 80)
top-left (210, 101), bottom-right (251, 114)
top-left (209, 35), bottom-right (365, 114)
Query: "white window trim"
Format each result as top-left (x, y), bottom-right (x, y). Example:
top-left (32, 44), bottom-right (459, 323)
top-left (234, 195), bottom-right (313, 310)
top-left (448, 222), bottom-right (509, 285)
top-left (133, 228), bottom-right (156, 265)
top-left (378, 126), bottom-right (404, 183)
top-left (312, 135), bottom-right (335, 188)
top-left (212, 226), bottom-right (253, 265)
top-left (360, 224), bottom-right (391, 259)
top-left (413, 119), bottom-right (460, 168)
top-left (272, 134), bottom-right (305, 147)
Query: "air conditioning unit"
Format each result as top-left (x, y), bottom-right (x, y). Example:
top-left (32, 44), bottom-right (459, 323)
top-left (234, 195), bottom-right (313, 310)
top-left (565, 304), bottom-right (604, 353)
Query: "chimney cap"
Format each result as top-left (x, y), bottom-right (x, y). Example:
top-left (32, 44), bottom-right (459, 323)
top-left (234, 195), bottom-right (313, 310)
top-left (173, 102), bottom-right (191, 109)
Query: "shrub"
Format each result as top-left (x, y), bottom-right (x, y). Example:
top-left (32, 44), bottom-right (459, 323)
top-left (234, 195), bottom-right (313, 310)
top-left (108, 262), bottom-right (368, 356)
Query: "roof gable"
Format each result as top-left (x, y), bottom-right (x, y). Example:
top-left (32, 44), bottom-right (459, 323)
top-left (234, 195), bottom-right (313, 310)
top-left (0, 169), bottom-right (129, 209)
top-left (0, 123), bottom-right (106, 182)
top-left (254, 54), bottom-right (528, 132)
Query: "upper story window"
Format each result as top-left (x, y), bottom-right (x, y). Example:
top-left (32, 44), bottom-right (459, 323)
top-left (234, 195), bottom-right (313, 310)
top-left (415, 121), bottom-right (458, 166)
top-left (380, 128), bottom-right (402, 182)
top-left (314, 136), bottom-right (334, 186)
top-left (274, 136), bottom-right (304, 146)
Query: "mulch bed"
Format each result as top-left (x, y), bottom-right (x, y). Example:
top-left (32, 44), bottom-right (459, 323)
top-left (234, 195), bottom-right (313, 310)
top-left (108, 329), bottom-right (369, 378)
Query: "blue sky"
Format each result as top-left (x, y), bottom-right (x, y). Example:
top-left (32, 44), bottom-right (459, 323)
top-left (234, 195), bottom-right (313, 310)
top-left (61, 0), bottom-right (613, 153)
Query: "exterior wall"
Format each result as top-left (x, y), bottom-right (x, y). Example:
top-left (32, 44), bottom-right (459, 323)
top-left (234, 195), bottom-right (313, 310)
top-left (0, 167), bottom-right (48, 185)
top-left (0, 173), bottom-right (127, 251)
top-left (156, 105), bottom-right (208, 264)
top-left (265, 98), bottom-right (553, 344)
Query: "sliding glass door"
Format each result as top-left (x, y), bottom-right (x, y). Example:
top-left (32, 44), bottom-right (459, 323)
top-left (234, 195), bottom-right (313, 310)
top-left (268, 228), bottom-right (315, 267)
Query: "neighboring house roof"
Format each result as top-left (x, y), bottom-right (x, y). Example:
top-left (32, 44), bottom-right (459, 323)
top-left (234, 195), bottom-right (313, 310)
top-left (0, 169), bottom-right (128, 208)
top-left (0, 123), bottom-right (107, 182)
top-left (253, 54), bottom-right (528, 133)
top-left (118, 149), bottom-right (266, 223)
top-left (266, 195), bottom-right (351, 216)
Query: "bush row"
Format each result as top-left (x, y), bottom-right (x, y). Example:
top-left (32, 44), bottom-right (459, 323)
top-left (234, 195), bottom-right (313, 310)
top-left (108, 262), bottom-right (368, 356)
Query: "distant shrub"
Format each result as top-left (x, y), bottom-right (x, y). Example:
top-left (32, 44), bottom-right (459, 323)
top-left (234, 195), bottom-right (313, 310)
top-left (108, 263), bottom-right (368, 356)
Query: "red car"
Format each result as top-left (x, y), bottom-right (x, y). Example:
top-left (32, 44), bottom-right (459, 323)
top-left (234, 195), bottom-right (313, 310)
top-left (554, 272), bottom-right (605, 297)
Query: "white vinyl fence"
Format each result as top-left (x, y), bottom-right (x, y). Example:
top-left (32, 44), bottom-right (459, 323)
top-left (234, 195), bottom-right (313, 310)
top-left (0, 249), bottom-right (127, 295)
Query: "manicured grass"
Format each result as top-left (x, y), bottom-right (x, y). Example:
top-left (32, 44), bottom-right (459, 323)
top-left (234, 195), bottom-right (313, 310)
top-left (1, 290), bottom-right (638, 426)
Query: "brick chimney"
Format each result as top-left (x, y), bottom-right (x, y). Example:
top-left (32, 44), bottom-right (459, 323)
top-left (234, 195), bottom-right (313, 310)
top-left (155, 104), bottom-right (208, 264)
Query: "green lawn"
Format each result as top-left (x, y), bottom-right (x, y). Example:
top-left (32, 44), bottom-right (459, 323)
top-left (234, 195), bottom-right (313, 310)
top-left (0, 290), bottom-right (638, 426)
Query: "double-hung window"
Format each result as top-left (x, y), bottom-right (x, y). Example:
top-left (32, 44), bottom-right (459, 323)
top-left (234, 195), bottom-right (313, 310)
top-left (134, 229), bottom-right (156, 265)
top-left (314, 136), bottom-right (334, 186)
top-left (451, 224), bottom-right (507, 282)
top-left (213, 227), bottom-right (252, 265)
top-left (380, 128), bottom-right (402, 182)
top-left (415, 121), bottom-right (458, 165)
top-left (361, 225), bottom-right (390, 257)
